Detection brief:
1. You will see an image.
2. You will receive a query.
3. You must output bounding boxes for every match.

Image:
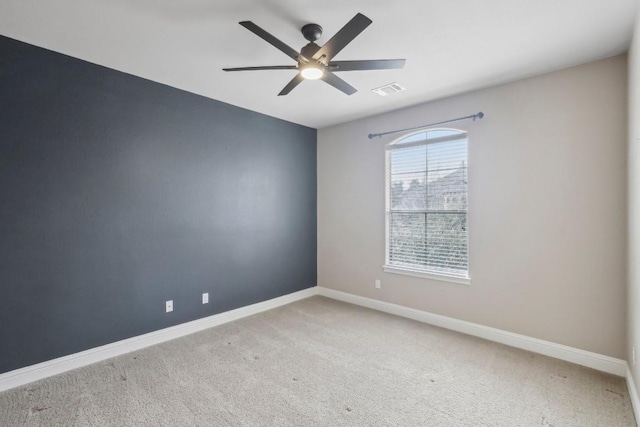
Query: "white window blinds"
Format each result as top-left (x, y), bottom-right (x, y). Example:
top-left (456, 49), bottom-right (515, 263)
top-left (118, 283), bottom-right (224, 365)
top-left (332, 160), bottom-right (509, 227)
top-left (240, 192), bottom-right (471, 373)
top-left (386, 130), bottom-right (468, 278)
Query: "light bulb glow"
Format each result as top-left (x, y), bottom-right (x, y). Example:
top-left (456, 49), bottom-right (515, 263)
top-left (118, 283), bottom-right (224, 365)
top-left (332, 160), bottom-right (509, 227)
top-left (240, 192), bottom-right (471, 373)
top-left (300, 65), bottom-right (324, 80)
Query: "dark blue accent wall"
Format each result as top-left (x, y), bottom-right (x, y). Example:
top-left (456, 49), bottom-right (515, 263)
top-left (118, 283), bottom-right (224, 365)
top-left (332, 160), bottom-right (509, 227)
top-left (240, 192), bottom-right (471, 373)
top-left (0, 36), bottom-right (317, 374)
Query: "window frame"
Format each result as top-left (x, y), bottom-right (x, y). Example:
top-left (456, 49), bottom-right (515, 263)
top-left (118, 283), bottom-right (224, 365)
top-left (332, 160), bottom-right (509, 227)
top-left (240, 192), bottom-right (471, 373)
top-left (383, 128), bottom-right (471, 285)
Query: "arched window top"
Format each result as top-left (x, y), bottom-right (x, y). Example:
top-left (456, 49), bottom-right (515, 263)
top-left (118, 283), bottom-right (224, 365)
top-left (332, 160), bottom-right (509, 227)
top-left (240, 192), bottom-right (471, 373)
top-left (389, 127), bottom-right (466, 149)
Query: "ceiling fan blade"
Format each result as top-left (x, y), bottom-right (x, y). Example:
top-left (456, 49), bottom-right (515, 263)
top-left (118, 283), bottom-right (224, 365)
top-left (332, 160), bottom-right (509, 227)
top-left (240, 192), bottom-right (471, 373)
top-left (278, 73), bottom-right (304, 96)
top-left (321, 72), bottom-right (357, 95)
top-left (239, 21), bottom-right (308, 63)
top-left (329, 59), bottom-right (406, 71)
top-left (312, 13), bottom-right (372, 62)
top-left (223, 66), bottom-right (298, 72)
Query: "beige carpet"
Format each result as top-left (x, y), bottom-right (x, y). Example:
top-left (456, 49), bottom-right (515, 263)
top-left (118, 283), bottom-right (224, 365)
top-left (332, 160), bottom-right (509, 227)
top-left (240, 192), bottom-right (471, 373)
top-left (0, 296), bottom-right (635, 426)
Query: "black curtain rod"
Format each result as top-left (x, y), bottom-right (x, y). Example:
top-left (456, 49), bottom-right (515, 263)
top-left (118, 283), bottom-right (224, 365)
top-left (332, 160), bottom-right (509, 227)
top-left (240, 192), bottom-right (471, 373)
top-left (368, 112), bottom-right (484, 140)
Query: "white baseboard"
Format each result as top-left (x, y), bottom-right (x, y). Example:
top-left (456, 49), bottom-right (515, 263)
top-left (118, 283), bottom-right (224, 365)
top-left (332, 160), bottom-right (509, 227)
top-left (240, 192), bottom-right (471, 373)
top-left (1, 285), bottom-right (629, 396)
top-left (317, 287), bottom-right (627, 377)
top-left (0, 287), bottom-right (319, 392)
top-left (627, 366), bottom-right (640, 424)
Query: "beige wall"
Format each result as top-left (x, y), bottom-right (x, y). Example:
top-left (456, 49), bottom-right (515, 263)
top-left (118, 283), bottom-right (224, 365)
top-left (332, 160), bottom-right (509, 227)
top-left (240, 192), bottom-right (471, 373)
top-left (318, 55), bottom-right (628, 359)
top-left (628, 7), bottom-right (640, 394)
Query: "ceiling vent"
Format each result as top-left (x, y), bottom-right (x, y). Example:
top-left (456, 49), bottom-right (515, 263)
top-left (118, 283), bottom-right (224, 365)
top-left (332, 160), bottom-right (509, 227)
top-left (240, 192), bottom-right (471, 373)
top-left (372, 82), bottom-right (406, 96)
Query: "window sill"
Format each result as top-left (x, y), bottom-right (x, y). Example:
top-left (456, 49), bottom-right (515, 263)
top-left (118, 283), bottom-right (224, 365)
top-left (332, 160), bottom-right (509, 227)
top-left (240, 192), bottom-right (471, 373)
top-left (382, 265), bottom-right (471, 285)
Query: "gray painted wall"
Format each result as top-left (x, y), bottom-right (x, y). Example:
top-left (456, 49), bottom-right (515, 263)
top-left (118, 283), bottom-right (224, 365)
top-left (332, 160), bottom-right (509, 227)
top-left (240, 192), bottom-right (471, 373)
top-left (0, 36), bottom-right (317, 374)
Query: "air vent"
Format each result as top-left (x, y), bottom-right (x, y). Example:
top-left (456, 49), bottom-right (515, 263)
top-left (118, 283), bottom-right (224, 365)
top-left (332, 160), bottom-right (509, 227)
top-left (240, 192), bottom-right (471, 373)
top-left (372, 82), bottom-right (406, 96)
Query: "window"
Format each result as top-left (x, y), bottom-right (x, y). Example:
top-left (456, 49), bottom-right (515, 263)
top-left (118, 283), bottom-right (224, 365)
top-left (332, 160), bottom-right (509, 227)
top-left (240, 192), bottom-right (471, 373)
top-left (384, 128), bottom-right (469, 284)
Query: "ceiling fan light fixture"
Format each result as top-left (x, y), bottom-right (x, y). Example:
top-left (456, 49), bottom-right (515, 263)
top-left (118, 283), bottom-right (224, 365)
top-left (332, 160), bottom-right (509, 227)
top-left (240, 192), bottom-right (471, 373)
top-left (300, 64), bottom-right (324, 80)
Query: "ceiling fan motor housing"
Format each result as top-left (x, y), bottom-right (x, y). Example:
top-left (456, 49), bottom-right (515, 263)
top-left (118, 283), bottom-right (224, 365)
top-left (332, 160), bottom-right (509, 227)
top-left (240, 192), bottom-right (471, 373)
top-left (301, 43), bottom-right (321, 62)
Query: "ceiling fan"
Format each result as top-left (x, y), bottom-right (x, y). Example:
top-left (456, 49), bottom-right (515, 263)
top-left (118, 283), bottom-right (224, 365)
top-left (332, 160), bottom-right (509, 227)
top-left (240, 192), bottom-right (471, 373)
top-left (223, 13), bottom-right (406, 96)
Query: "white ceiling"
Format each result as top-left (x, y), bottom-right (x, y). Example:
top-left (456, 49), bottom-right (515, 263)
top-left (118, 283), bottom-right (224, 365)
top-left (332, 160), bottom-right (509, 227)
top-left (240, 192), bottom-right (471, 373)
top-left (0, 0), bottom-right (637, 129)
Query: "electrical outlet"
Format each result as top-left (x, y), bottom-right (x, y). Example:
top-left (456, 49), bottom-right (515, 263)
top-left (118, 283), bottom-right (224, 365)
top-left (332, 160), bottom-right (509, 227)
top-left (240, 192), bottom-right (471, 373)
top-left (375, 279), bottom-right (381, 289)
top-left (166, 300), bottom-right (173, 313)
top-left (202, 293), bottom-right (209, 304)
